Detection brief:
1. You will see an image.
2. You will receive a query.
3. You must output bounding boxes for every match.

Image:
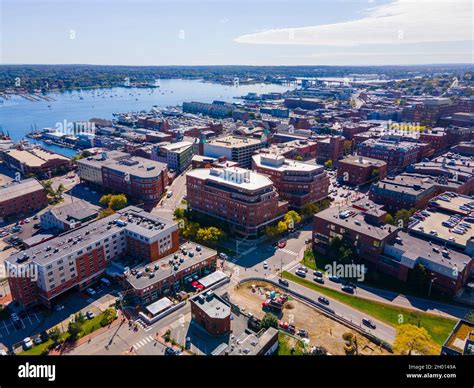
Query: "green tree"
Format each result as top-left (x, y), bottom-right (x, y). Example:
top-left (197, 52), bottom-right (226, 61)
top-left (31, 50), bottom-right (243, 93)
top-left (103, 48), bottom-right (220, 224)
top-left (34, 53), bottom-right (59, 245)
top-left (100, 308), bottom-right (116, 327)
top-left (67, 321), bottom-right (83, 341)
top-left (277, 221), bottom-right (288, 235)
top-left (98, 207), bottom-right (115, 219)
top-left (173, 208), bottom-right (187, 219)
top-left (385, 213), bottom-right (395, 225)
top-left (284, 210), bottom-right (301, 229)
top-left (48, 327), bottom-right (60, 343)
top-left (265, 225), bottom-right (279, 238)
top-left (301, 203), bottom-right (319, 218)
top-left (260, 313), bottom-right (279, 330)
top-left (196, 226), bottom-right (225, 245)
top-left (109, 194), bottom-right (127, 210)
top-left (324, 160), bottom-right (333, 170)
top-left (100, 194), bottom-right (127, 210)
top-left (99, 194), bottom-right (112, 207)
top-left (295, 155), bottom-right (303, 161)
top-left (393, 324), bottom-right (438, 355)
top-left (182, 221), bottom-right (200, 240)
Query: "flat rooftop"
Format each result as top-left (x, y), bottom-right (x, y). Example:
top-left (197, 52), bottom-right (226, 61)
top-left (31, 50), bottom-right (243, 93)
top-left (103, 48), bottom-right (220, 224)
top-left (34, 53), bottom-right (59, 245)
top-left (373, 174), bottom-right (435, 195)
top-left (107, 157), bottom-right (167, 178)
top-left (390, 232), bottom-right (471, 273)
top-left (206, 136), bottom-right (262, 149)
top-left (360, 139), bottom-right (419, 151)
top-left (5, 206), bottom-right (177, 267)
top-left (125, 242), bottom-right (217, 290)
top-left (314, 204), bottom-right (398, 240)
top-left (0, 178), bottom-right (45, 201)
top-left (187, 167), bottom-right (273, 191)
top-left (192, 292), bottom-right (231, 319)
top-left (444, 320), bottom-right (474, 354)
top-left (431, 194), bottom-right (474, 216)
top-left (409, 211), bottom-right (473, 248)
top-left (252, 153), bottom-right (322, 173)
top-left (340, 155), bottom-right (387, 168)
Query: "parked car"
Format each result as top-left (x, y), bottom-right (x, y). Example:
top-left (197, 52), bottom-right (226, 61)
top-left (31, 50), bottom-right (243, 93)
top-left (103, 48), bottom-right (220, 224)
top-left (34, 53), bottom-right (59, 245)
top-left (166, 191), bottom-right (173, 198)
top-left (318, 296), bottom-right (330, 305)
top-left (362, 318), bottom-right (376, 329)
top-left (341, 285), bottom-right (354, 294)
top-left (298, 266), bottom-right (308, 273)
top-left (164, 347), bottom-right (177, 356)
top-left (33, 337), bottom-right (42, 345)
top-left (277, 240), bottom-right (287, 249)
top-left (86, 311), bottom-right (95, 320)
top-left (263, 261), bottom-right (268, 269)
top-left (295, 270), bottom-right (306, 278)
top-left (313, 271), bottom-right (323, 278)
top-left (23, 337), bottom-right (33, 350)
top-left (86, 288), bottom-right (96, 296)
top-left (313, 277), bottom-right (324, 284)
top-left (54, 305), bottom-right (65, 312)
top-left (329, 275), bottom-right (341, 283)
top-left (297, 329), bottom-right (308, 338)
top-left (278, 278), bottom-right (289, 287)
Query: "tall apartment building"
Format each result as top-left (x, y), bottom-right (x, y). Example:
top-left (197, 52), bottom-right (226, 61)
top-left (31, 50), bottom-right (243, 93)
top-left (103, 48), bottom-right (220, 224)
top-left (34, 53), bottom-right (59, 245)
top-left (252, 154), bottom-right (329, 209)
top-left (358, 139), bottom-right (419, 172)
top-left (0, 178), bottom-right (48, 221)
top-left (186, 167), bottom-right (288, 237)
top-left (5, 206), bottom-right (179, 308)
top-left (337, 155), bottom-right (387, 186)
top-left (203, 136), bottom-right (265, 168)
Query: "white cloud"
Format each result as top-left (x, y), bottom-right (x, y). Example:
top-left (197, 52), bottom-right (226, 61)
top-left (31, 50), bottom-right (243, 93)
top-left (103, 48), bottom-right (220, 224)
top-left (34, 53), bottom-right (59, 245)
top-left (234, 0), bottom-right (473, 46)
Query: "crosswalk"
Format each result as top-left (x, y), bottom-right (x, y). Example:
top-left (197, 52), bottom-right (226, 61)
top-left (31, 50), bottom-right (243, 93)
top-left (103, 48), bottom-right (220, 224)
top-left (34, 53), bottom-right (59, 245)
top-left (135, 319), bottom-right (153, 332)
top-left (278, 248), bottom-right (298, 257)
top-left (132, 335), bottom-right (155, 350)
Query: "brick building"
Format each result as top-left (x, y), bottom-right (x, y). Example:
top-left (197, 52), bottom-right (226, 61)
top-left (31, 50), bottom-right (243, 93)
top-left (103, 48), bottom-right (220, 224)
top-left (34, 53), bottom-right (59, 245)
top-left (252, 154), bottom-right (329, 209)
top-left (358, 139), bottom-right (419, 173)
top-left (313, 200), bottom-right (399, 267)
top-left (369, 174), bottom-right (437, 212)
top-left (0, 178), bottom-right (48, 221)
top-left (190, 292), bottom-right (231, 336)
top-left (5, 206), bottom-right (179, 308)
top-left (2, 147), bottom-right (71, 178)
top-left (186, 167), bottom-right (288, 237)
top-left (315, 135), bottom-right (345, 165)
top-left (337, 155), bottom-right (387, 186)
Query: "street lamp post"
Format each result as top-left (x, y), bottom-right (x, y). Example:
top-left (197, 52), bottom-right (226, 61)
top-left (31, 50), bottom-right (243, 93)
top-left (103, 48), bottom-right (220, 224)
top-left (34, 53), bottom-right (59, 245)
top-left (428, 277), bottom-right (438, 297)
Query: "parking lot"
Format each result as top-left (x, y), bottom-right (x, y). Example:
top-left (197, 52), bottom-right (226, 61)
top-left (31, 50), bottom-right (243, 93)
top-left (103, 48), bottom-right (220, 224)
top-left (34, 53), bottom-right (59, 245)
top-left (0, 281), bottom-right (119, 350)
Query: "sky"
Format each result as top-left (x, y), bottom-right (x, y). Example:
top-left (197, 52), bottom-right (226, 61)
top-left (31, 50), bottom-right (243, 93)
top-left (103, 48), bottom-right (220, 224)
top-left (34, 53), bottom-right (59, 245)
top-left (0, 0), bottom-right (472, 66)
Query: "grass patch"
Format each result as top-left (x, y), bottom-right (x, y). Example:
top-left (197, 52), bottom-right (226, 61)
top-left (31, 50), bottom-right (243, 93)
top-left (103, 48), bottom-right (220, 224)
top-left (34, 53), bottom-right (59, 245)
top-left (19, 333), bottom-right (68, 356)
top-left (282, 271), bottom-right (456, 348)
top-left (277, 332), bottom-right (305, 355)
top-left (300, 249), bottom-right (333, 273)
top-left (361, 271), bottom-right (453, 304)
top-left (19, 339), bottom-right (54, 356)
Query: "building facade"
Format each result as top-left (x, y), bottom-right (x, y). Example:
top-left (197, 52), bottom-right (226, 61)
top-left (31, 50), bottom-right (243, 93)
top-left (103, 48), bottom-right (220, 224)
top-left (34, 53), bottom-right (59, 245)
top-left (186, 167), bottom-right (288, 237)
top-left (252, 154), bottom-right (329, 209)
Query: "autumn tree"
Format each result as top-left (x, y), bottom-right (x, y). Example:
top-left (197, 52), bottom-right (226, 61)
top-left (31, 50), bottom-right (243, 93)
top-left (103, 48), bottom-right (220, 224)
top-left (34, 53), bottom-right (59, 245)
top-left (393, 324), bottom-right (438, 355)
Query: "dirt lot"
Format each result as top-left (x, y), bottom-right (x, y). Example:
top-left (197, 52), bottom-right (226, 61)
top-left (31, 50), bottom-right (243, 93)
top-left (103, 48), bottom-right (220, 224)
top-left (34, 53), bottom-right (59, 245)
top-left (230, 281), bottom-right (390, 356)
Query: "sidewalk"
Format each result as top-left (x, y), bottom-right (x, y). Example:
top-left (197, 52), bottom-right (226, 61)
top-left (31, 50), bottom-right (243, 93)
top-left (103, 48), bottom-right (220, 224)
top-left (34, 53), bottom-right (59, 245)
top-left (51, 310), bottom-right (126, 355)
